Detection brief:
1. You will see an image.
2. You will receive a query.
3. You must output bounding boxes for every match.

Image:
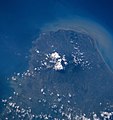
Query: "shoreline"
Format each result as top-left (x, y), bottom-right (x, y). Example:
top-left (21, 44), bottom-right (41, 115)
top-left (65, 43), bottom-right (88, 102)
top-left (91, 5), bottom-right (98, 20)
top-left (93, 38), bottom-right (113, 75)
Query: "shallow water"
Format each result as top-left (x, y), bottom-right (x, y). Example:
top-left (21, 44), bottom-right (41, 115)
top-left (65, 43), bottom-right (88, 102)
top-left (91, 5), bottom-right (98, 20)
top-left (1, 0), bottom-right (113, 120)
top-left (42, 17), bottom-right (113, 72)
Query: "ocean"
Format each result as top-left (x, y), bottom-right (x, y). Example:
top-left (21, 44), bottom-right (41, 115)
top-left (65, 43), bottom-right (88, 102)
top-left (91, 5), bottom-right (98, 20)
top-left (0, 0), bottom-right (113, 118)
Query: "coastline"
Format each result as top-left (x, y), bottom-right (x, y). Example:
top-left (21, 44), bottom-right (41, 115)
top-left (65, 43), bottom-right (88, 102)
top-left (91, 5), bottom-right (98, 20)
top-left (93, 37), bottom-right (113, 75)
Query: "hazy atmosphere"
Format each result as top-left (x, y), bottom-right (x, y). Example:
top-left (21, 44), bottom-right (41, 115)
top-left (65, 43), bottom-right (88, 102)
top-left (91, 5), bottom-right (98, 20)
top-left (1, 0), bottom-right (113, 119)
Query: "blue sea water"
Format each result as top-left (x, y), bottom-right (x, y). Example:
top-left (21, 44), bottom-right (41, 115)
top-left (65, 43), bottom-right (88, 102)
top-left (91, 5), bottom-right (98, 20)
top-left (1, 0), bottom-right (113, 115)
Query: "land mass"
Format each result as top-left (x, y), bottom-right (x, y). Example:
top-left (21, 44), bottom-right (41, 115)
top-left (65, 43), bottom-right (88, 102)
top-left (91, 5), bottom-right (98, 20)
top-left (1, 29), bottom-right (113, 120)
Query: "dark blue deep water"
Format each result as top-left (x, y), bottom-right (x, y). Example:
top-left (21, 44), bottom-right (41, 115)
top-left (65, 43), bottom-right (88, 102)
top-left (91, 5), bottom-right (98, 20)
top-left (1, 0), bottom-right (113, 118)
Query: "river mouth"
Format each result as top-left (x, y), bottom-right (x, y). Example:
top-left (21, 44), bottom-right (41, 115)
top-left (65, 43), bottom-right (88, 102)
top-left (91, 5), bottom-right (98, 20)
top-left (41, 16), bottom-right (113, 72)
